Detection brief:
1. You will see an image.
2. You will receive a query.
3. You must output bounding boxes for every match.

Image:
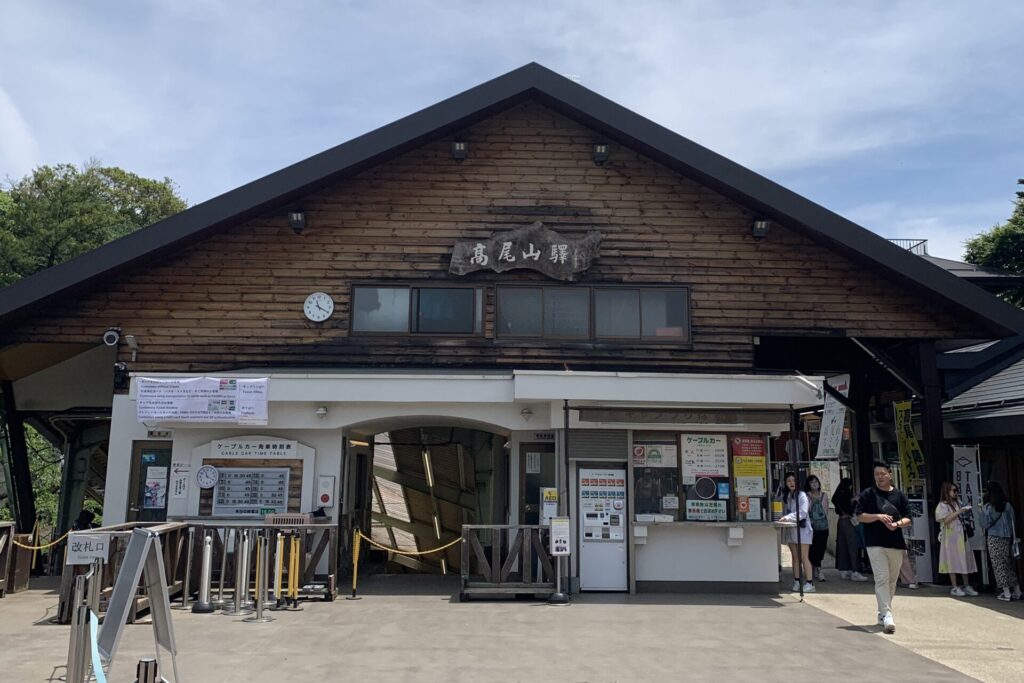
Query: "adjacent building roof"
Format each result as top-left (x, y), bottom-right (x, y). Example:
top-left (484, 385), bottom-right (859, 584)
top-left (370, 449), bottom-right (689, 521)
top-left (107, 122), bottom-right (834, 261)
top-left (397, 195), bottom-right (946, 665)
top-left (2, 62), bottom-right (1023, 336)
top-left (943, 356), bottom-right (1024, 413)
top-left (923, 255), bottom-right (1024, 289)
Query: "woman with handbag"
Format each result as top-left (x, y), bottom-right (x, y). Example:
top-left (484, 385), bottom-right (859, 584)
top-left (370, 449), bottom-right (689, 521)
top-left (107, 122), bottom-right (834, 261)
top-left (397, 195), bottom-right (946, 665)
top-left (936, 481), bottom-right (978, 596)
top-left (779, 472), bottom-right (815, 593)
top-left (806, 475), bottom-right (830, 582)
top-left (982, 481), bottom-right (1021, 601)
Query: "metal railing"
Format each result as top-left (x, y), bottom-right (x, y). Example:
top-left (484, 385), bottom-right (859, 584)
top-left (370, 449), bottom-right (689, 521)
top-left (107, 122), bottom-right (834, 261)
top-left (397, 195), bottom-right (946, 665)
top-left (460, 524), bottom-right (555, 600)
top-left (888, 238), bottom-right (929, 255)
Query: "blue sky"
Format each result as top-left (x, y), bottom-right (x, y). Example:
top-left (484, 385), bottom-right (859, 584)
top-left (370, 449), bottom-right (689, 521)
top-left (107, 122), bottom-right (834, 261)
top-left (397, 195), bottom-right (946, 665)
top-left (1, 1), bottom-right (1021, 259)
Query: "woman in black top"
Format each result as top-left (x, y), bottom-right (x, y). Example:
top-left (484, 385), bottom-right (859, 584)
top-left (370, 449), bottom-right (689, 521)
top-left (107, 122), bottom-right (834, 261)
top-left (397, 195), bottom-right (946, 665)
top-left (832, 478), bottom-right (868, 581)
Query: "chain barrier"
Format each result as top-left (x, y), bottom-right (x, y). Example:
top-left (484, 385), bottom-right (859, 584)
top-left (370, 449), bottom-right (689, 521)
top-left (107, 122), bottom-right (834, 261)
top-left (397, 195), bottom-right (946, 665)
top-left (348, 529), bottom-right (464, 599)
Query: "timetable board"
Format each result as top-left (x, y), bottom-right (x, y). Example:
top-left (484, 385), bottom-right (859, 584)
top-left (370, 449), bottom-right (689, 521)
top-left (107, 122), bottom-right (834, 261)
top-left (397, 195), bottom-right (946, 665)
top-left (212, 467), bottom-right (290, 517)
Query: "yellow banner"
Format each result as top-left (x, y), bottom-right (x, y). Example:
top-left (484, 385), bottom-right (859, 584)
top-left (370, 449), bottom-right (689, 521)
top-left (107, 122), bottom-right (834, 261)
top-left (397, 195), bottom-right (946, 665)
top-left (894, 400), bottom-right (924, 482)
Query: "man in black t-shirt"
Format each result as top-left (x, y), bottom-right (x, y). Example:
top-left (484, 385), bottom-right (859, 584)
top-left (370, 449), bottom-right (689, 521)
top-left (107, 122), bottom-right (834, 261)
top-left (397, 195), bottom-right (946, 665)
top-left (854, 461), bottom-right (912, 634)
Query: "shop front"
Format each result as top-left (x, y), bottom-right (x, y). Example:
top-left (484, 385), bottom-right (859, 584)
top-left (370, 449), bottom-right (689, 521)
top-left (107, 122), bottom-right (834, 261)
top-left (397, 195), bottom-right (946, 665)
top-left (2, 63), bottom-right (1023, 593)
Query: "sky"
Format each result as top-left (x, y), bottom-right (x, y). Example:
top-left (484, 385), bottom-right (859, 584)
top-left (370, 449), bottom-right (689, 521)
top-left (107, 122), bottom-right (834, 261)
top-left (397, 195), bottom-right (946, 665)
top-left (1, 1), bottom-right (1022, 260)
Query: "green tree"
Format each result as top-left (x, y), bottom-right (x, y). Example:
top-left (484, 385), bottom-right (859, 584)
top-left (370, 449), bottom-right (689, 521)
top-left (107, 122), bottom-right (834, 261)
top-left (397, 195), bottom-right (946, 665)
top-left (0, 162), bottom-right (185, 527)
top-left (0, 161), bottom-right (186, 286)
top-left (964, 179), bottom-right (1024, 307)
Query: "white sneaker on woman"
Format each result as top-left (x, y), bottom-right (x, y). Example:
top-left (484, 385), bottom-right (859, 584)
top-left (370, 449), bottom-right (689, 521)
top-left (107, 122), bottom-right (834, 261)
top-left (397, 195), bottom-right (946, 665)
top-left (963, 586), bottom-right (978, 596)
top-left (850, 572), bottom-right (869, 582)
top-left (950, 587), bottom-right (966, 597)
top-left (802, 582), bottom-right (815, 593)
top-left (791, 580), bottom-right (800, 592)
top-left (997, 590), bottom-right (1011, 601)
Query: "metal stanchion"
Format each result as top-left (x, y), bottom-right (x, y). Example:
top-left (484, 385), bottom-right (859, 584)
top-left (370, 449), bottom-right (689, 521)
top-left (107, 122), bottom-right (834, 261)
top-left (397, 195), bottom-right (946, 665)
top-left (347, 530), bottom-right (362, 600)
top-left (66, 574), bottom-right (86, 683)
top-left (222, 530), bottom-right (253, 617)
top-left (239, 529), bottom-right (254, 610)
top-left (548, 554), bottom-right (569, 605)
top-left (135, 657), bottom-right (159, 683)
top-left (174, 526), bottom-right (196, 610)
top-left (244, 532), bottom-right (274, 623)
top-left (213, 527), bottom-right (231, 608)
top-left (286, 532), bottom-right (303, 611)
top-left (192, 534), bottom-right (216, 613)
top-left (270, 532), bottom-right (286, 611)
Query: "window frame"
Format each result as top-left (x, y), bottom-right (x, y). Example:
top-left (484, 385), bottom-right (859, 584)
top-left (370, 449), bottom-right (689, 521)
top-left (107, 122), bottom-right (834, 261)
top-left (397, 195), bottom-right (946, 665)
top-left (496, 283), bottom-right (691, 344)
top-left (349, 283), bottom-right (484, 337)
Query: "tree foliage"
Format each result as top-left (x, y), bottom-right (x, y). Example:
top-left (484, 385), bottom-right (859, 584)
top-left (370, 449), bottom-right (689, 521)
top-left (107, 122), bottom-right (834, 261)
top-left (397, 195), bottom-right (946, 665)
top-left (0, 161), bottom-right (186, 286)
top-left (964, 179), bottom-right (1024, 307)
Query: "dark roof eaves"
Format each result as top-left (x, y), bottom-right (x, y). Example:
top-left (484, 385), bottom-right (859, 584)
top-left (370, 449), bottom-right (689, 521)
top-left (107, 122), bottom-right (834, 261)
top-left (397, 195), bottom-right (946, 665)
top-left (2, 62), bottom-right (1023, 337)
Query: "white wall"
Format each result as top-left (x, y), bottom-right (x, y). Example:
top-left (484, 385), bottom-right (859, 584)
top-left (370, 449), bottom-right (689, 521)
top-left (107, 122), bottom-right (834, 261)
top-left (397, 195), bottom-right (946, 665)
top-left (635, 524), bottom-right (779, 582)
top-left (104, 394), bottom-right (154, 526)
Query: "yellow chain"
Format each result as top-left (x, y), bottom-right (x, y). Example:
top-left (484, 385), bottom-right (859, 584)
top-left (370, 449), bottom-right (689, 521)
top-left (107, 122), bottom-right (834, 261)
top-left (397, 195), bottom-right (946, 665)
top-left (12, 530), bottom-right (71, 550)
top-left (356, 530), bottom-right (463, 556)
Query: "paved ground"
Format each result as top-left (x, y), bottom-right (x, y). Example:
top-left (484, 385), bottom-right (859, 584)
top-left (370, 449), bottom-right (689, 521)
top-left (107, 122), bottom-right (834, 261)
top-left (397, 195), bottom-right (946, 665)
top-left (4, 570), bottom-right (1019, 683)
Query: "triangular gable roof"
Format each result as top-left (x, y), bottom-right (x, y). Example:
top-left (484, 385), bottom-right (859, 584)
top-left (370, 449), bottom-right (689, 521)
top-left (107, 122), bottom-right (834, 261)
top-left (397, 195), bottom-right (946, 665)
top-left (2, 62), bottom-right (1023, 336)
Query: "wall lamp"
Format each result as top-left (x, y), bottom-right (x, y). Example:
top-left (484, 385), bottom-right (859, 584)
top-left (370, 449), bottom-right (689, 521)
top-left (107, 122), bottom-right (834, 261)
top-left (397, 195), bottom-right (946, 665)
top-left (520, 407), bottom-right (533, 422)
top-left (751, 219), bottom-right (772, 241)
top-left (592, 143), bottom-right (610, 165)
top-left (124, 334), bottom-right (139, 362)
top-left (450, 141), bottom-right (468, 162)
top-left (315, 405), bottom-right (328, 419)
top-left (289, 211), bottom-right (306, 234)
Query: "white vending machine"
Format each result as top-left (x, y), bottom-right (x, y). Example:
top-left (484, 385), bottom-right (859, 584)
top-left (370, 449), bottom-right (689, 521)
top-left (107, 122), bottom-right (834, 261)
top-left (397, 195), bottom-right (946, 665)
top-left (578, 465), bottom-right (628, 591)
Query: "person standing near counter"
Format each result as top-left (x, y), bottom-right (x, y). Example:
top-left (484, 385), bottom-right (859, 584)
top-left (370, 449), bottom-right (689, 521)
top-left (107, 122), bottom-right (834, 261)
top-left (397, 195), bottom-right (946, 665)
top-left (779, 472), bottom-right (815, 593)
top-left (832, 478), bottom-right (869, 582)
top-left (855, 462), bottom-right (912, 634)
top-left (806, 475), bottom-right (830, 582)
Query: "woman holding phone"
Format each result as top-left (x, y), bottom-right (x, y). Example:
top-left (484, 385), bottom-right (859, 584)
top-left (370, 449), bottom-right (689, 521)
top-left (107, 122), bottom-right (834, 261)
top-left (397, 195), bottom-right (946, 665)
top-left (936, 481), bottom-right (978, 596)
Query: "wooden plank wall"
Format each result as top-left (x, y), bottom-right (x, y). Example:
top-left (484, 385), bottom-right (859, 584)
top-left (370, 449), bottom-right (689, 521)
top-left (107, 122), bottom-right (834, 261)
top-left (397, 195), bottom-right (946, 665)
top-left (2, 102), bottom-right (984, 373)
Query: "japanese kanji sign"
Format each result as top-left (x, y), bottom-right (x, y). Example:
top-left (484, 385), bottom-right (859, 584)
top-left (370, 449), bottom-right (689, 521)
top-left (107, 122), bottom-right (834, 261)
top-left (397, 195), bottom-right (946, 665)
top-left (66, 533), bottom-right (111, 565)
top-left (136, 377), bottom-right (268, 425)
top-left (449, 221), bottom-right (601, 281)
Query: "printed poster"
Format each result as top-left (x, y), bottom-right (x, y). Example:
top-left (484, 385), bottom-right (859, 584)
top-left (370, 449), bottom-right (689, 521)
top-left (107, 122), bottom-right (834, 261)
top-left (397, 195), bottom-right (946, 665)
top-left (894, 400), bottom-right (925, 484)
top-left (633, 443), bottom-right (678, 468)
top-left (136, 377), bottom-right (269, 425)
top-left (733, 455), bottom-right (766, 496)
top-left (171, 461), bottom-right (191, 499)
top-left (682, 434), bottom-right (728, 484)
top-left (143, 466), bottom-right (168, 509)
top-left (952, 445), bottom-right (984, 552)
top-left (686, 499), bottom-right (727, 521)
top-left (816, 374), bottom-right (849, 459)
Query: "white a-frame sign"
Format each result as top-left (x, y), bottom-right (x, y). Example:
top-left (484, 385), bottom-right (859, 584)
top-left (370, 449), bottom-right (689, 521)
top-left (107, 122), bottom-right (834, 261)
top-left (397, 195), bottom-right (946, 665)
top-left (97, 527), bottom-right (180, 681)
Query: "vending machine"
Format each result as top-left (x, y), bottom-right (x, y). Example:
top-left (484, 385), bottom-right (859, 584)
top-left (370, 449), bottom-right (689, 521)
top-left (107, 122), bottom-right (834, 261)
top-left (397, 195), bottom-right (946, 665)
top-left (577, 465), bottom-right (628, 591)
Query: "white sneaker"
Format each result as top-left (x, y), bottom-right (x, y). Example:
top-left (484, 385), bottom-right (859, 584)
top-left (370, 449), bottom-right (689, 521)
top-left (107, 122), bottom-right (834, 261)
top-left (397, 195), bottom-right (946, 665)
top-left (791, 580), bottom-right (801, 592)
top-left (906, 583), bottom-right (918, 590)
top-left (882, 612), bottom-right (896, 634)
top-left (997, 590), bottom-right (1011, 602)
top-left (839, 570), bottom-right (851, 580)
top-left (963, 586), bottom-right (978, 597)
top-left (815, 569), bottom-right (827, 582)
top-left (850, 572), bottom-right (869, 582)
top-left (950, 587), bottom-right (966, 597)
top-left (802, 582), bottom-right (816, 593)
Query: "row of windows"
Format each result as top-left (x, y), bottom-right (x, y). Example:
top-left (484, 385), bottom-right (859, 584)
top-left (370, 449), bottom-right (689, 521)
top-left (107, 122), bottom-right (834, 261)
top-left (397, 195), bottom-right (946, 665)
top-left (351, 285), bottom-right (690, 342)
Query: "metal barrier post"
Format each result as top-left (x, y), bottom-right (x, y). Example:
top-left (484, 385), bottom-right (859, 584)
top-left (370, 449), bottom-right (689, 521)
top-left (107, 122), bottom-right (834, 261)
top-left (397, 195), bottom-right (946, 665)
top-left (286, 532), bottom-right (303, 611)
top-left (222, 530), bottom-right (253, 616)
top-left (239, 529), bottom-right (254, 610)
top-left (244, 532), bottom-right (274, 623)
top-left (270, 532), bottom-right (285, 610)
top-left (174, 526), bottom-right (195, 610)
top-left (213, 527), bottom-right (231, 608)
top-left (346, 530), bottom-right (362, 600)
top-left (66, 574), bottom-right (85, 683)
top-left (135, 656), bottom-right (159, 683)
top-left (192, 534), bottom-right (215, 613)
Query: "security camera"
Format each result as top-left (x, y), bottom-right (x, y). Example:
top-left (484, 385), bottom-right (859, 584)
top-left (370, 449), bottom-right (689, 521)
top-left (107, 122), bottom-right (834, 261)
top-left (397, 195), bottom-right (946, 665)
top-left (102, 327), bottom-right (121, 346)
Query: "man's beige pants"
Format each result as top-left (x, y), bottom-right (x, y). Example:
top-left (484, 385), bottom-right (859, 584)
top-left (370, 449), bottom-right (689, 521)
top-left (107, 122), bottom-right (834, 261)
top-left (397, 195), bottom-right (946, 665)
top-left (866, 546), bottom-right (904, 616)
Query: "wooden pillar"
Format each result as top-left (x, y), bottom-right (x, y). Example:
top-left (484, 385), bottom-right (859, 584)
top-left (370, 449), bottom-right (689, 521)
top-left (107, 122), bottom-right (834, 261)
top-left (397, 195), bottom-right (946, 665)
top-left (918, 341), bottom-right (947, 501)
top-left (1, 381), bottom-right (36, 533)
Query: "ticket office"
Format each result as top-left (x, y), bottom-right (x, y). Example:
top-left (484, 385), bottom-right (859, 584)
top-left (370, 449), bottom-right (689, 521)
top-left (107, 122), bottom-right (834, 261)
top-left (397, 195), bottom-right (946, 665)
top-left (628, 430), bottom-right (779, 591)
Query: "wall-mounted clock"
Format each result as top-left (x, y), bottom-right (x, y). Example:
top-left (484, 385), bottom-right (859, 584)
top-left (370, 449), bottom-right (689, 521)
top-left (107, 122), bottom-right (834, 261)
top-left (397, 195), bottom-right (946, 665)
top-left (303, 291), bottom-right (335, 322)
top-left (196, 464), bottom-right (220, 489)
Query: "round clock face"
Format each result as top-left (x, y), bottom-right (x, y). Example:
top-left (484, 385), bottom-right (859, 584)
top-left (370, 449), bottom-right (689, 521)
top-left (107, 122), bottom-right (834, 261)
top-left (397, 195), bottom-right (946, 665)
top-left (196, 465), bottom-right (220, 489)
top-left (303, 291), bottom-right (335, 322)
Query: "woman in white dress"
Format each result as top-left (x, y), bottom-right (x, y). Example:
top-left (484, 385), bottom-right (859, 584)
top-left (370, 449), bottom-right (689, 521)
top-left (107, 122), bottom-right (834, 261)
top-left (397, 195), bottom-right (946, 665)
top-left (779, 472), bottom-right (815, 593)
top-left (936, 481), bottom-right (978, 597)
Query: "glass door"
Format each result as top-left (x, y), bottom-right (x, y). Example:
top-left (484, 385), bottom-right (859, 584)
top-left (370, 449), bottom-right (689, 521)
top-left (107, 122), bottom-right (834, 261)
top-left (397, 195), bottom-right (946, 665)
top-left (127, 441), bottom-right (172, 522)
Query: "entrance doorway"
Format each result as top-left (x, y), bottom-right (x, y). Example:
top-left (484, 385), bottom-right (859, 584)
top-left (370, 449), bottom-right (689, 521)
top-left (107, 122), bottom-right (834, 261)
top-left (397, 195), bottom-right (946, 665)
top-left (126, 441), bottom-right (171, 522)
top-left (519, 442), bottom-right (556, 525)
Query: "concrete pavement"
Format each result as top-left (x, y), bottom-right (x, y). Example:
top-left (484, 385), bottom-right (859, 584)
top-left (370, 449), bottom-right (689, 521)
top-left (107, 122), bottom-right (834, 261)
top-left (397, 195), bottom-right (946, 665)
top-left (0, 575), bottom-right (994, 682)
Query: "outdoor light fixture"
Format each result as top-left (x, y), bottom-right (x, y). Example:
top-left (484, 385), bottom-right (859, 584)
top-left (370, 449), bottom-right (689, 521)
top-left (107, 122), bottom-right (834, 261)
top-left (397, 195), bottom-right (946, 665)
top-left (592, 143), bottom-right (610, 164)
top-left (288, 211), bottom-right (306, 234)
top-left (349, 439), bottom-right (370, 448)
top-left (124, 334), bottom-right (139, 362)
top-left (751, 220), bottom-right (772, 240)
top-left (450, 141), bottom-right (468, 162)
top-left (520, 407), bottom-right (533, 422)
top-left (315, 405), bottom-right (328, 419)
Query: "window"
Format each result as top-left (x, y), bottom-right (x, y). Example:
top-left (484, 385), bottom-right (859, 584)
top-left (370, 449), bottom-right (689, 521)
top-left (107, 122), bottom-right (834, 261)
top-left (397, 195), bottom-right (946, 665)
top-left (498, 285), bottom-right (690, 342)
top-left (351, 286), bottom-right (481, 334)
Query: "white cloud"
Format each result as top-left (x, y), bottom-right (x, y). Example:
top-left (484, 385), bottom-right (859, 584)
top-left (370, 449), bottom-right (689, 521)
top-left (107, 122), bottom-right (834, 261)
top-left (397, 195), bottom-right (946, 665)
top-left (0, 88), bottom-right (39, 179)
